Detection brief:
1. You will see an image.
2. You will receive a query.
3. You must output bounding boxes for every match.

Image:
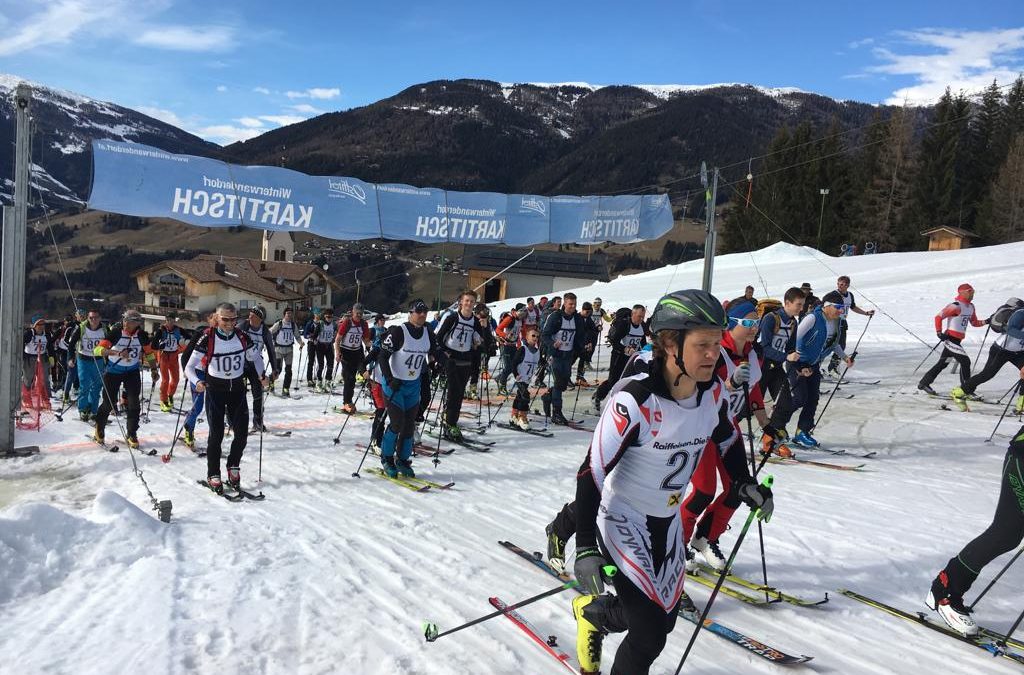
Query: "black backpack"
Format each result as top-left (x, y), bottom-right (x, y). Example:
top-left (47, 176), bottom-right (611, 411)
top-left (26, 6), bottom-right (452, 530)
top-left (989, 298), bottom-right (1024, 334)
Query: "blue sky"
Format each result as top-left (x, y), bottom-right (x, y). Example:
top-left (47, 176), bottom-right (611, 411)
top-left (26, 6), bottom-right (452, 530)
top-left (3, 0), bottom-right (1022, 145)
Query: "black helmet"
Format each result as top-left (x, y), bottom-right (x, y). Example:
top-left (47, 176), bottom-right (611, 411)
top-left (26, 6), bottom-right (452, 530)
top-left (649, 289), bottom-right (727, 334)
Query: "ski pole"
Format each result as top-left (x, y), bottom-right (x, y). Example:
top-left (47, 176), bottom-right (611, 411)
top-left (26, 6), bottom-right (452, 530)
top-left (742, 382), bottom-right (771, 604)
top-left (332, 378), bottom-right (370, 444)
top-left (985, 385), bottom-right (1019, 444)
top-left (141, 367), bottom-right (158, 424)
top-left (996, 379), bottom-right (1021, 406)
top-left (423, 580), bottom-right (586, 643)
top-left (431, 377), bottom-right (451, 467)
top-left (970, 546), bottom-right (1024, 610)
top-left (351, 384), bottom-right (401, 477)
top-left (295, 344), bottom-right (304, 391)
top-left (257, 416), bottom-right (264, 483)
top-left (674, 475), bottom-right (774, 674)
top-left (999, 605), bottom-right (1024, 652)
top-left (972, 325), bottom-right (990, 371)
top-left (890, 341), bottom-right (942, 398)
top-left (160, 376), bottom-right (193, 463)
top-left (321, 359), bottom-right (342, 414)
top-left (813, 315), bottom-right (873, 430)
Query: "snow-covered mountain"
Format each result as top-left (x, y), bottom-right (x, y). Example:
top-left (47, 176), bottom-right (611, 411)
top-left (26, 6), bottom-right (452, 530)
top-left (0, 74), bottom-right (217, 208)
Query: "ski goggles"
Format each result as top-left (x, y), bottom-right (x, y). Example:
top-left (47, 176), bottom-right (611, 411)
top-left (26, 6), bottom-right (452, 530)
top-left (729, 317), bottom-right (760, 329)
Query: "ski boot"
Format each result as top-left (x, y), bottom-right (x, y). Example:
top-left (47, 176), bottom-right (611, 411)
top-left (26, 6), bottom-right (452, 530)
top-left (926, 572), bottom-right (978, 637)
top-left (160, 399), bottom-right (173, 413)
top-left (250, 422), bottom-right (267, 434)
top-left (1016, 394), bottom-right (1024, 415)
top-left (281, 387), bottom-right (290, 398)
top-left (444, 424), bottom-right (464, 443)
top-left (496, 384), bottom-right (509, 397)
top-left (183, 428), bottom-right (195, 449)
top-left (685, 545), bottom-right (698, 574)
top-left (691, 536), bottom-right (726, 572)
top-left (206, 475), bottom-right (224, 494)
top-left (80, 410), bottom-right (91, 423)
top-left (551, 408), bottom-right (569, 426)
top-left (950, 386), bottom-right (970, 411)
top-left (792, 430), bottom-right (820, 448)
top-left (515, 412), bottom-right (531, 431)
top-left (545, 522), bottom-right (567, 573)
top-left (466, 384), bottom-right (478, 400)
top-left (396, 458), bottom-right (415, 478)
top-left (918, 383), bottom-right (938, 396)
top-left (381, 455), bottom-right (398, 478)
top-left (572, 594), bottom-right (607, 674)
top-left (761, 427), bottom-right (792, 457)
top-left (678, 591), bottom-right (698, 616)
top-left (126, 435), bottom-right (140, 450)
top-left (541, 392), bottom-right (552, 419)
top-left (227, 467), bottom-right (241, 491)
top-left (92, 427), bottom-right (105, 445)
top-left (340, 403), bottom-right (356, 415)
top-left (591, 393), bottom-right (602, 414)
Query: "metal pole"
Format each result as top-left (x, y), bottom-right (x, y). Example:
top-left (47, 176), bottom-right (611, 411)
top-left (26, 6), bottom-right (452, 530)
top-left (700, 164), bottom-right (719, 292)
top-left (470, 249), bottom-right (535, 294)
top-left (816, 188), bottom-right (830, 251)
top-left (1, 84), bottom-right (39, 457)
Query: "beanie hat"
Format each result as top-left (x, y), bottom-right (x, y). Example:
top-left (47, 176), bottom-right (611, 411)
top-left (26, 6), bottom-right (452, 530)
top-left (250, 305), bottom-right (266, 320)
top-left (726, 300), bottom-right (757, 320)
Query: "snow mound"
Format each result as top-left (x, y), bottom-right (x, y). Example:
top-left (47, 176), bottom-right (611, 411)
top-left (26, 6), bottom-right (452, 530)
top-left (0, 490), bottom-right (165, 607)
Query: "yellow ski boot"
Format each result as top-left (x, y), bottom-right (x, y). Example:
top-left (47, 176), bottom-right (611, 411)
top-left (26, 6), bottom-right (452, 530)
top-left (572, 594), bottom-right (605, 674)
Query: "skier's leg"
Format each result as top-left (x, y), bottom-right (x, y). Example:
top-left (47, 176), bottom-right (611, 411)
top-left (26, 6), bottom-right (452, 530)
top-left (124, 371), bottom-right (142, 438)
top-left (225, 389), bottom-right (249, 469)
top-left (205, 391), bottom-right (227, 477)
top-left (682, 446), bottom-right (718, 542)
top-left (919, 349), bottom-right (953, 389)
top-left (797, 368), bottom-right (822, 432)
top-left (937, 427), bottom-right (1024, 598)
top-left (961, 345), bottom-right (1009, 394)
top-left (607, 556), bottom-right (679, 675)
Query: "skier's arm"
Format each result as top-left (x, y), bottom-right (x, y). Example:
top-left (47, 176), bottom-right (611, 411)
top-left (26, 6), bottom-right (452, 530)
top-left (269, 320), bottom-right (281, 337)
top-left (575, 389), bottom-right (645, 549)
top-left (541, 313), bottom-right (558, 350)
top-left (935, 303), bottom-right (959, 333)
top-left (606, 319), bottom-right (628, 347)
top-left (970, 305), bottom-right (986, 327)
top-left (376, 325), bottom-right (405, 383)
top-left (262, 326), bottom-right (279, 376)
top-left (334, 318), bottom-right (350, 350)
top-left (757, 313), bottom-right (777, 350)
top-left (184, 334), bottom-right (207, 384)
top-left (793, 314), bottom-right (817, 366)
top-left (1007, 310), bottom-right (1024, 341)
top-left (496, 316), bottom-right (515, 343)
top-left (435, 313), bottom-right (457, 347)
top-left (244, 336), bottom-right (267, 379)
top-left (511, 346), bottom-right (526, 381)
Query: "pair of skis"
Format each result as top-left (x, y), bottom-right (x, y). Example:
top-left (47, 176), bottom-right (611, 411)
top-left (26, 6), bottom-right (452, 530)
top-left (840, 589), bottom-right (1024, 665)
top-left (197, 479), bottom-right (265, 502)
top-left (497, 540), bottom-right (814, 667)
top-left (686, 561), bottom-right (828, 607)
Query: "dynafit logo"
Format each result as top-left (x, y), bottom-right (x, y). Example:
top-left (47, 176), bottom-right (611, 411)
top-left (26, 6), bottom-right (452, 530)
top-left (328, 178), bottom-right (367, 205)
top-left (520, 196), bottom-right (546, 216)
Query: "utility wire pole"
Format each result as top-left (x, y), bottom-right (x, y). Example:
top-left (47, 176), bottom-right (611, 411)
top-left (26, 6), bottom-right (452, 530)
top-left (1, 83), bottom-right (40, 457)
top-left (700, 162), bottom-right (720, 292)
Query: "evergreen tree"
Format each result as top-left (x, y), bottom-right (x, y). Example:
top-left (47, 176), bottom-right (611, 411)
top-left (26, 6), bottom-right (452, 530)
top-left (903, 88), bottom-right (968, 238)
top-left (976, 132), bottom-right (1024, 243)
top-left (858, 106), bottom-right (917, 250)
top-left (961, 81), bottom-right (1005, 229)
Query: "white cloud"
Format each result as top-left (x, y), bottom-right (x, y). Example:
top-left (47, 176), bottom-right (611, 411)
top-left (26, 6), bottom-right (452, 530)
top-left (259, 115), bottom-right (305, 127)
top-left (0, 0), bottom-right (126, 56)
top-left (848, 37), bottom-right (874, 49)
top-left (216, 85), bottom-right (227, 92)
top-left (197, 124), bottom-right (264, 144)
top-left (287, 103), bottom-right (323, 114)
top-left (237, 117), bottom-right (265, 128)
top-left (285, 87), bottom-right (340, 100)
top-left (136, 105), bottom-right (188, 128)
top-left (253, 86), bottom-right (271, 95)
top-left (134, 24), bottom-right (236, 52)
top-left (866, 27), bottom-right (1024, 104)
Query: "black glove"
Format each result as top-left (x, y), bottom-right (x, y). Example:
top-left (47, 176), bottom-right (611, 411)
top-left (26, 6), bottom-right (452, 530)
top-left (736, 480), bottom-right (774, 522)
top-left (936, 331), bottom-right (945, 342)
top-left (574, 547), bottom-right (610, 595)
top-left (151, 368), bottom-right (160, 382)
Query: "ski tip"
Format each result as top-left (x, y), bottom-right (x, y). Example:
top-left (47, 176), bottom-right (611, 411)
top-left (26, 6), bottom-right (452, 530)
top-left (161, 454), bottom-right (171, 463)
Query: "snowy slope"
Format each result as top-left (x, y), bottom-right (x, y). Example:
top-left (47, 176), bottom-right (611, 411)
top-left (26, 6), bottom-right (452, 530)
top-left (3, 242), bottom-right (1024, 675)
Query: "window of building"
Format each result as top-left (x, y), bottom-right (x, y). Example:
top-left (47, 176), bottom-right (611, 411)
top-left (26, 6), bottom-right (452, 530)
top-left (239, 299), bottom-right (252, 311)
top-left (274, 248), bottom-right (287, 261)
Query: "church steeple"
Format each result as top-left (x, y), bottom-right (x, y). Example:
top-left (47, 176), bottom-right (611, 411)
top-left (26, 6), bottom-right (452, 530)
top-left (261, 230), bottom-right (295, 262)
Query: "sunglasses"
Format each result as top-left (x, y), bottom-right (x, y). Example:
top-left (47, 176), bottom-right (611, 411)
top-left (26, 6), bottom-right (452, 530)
top-left (412, 308), bottom-right (428, 314)
top-left (219, 316), bottom-right (239, 323)
top-left (731, 318), bottom-right (760, 328)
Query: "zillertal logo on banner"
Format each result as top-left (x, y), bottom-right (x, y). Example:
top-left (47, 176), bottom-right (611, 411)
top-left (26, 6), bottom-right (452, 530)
top-left (328, 178), bottom-right (367, 205)
top-left (519, 196), bottom-right (546, 216)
